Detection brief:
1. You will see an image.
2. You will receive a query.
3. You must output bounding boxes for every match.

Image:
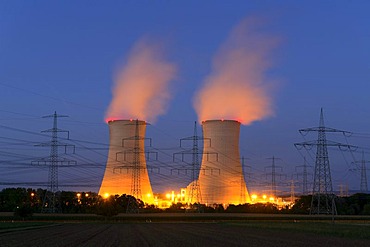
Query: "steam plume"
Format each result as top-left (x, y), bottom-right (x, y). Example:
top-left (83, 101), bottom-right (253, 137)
top-left (193, 17), bottom-right (279, 125)
top-left (105, 39), bottom-right (177, 123)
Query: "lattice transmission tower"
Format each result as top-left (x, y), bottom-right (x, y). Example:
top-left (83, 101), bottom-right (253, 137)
top-left (172, 122), bottom-right (203, 205)
top-left (172, 121), bottom-right (218, 207)
top-left (264, 156), bottom-right (284, 198)
top-left (360, 152), bottom-right (369, 192)
top-left (187, 121), bottom-right (202, 204)
top-left (32, 111), bottom-right (76, 213)
top-left (240, 157), bottom-right (251, 204)
top-left (295, 157), bottom-right (312, 195)
top-left (290, 179), bottom-right (296, 203)
top-left (295, 108), bottom-right (355, 215)
top-left (352, 151), bottom-right (369, 193)
top-left (113, 120), bottom-right (157, 213)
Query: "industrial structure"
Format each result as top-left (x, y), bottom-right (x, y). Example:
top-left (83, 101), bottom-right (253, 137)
top-left (295, 109), bottom-right (355, 215)
top-left (99, 120), bottom-right (154, 204)
top-left (32, 112), bottom-right (76, 213)
top-left (172, 122), bottom-right (202, 205)
top-left (353, 151), bottom-right (369, 193)
top-left (197, 120), bottom-right (250, 205)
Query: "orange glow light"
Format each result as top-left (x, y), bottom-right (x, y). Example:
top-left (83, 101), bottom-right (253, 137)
top-left (105, 117), bottom-right (119, 123)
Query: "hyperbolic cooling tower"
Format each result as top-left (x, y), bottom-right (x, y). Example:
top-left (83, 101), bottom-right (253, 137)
top-left (198, 120), bottom-right (250, 205)
top-left (99, 120), bottom-right (154, 204)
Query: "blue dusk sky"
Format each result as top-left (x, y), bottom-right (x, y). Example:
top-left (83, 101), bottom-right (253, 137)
top-left (0, 0), bottom-right (370, 195)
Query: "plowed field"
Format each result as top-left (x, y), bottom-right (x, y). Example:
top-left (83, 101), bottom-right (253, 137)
top-left (0, 222), bottom-right (369, 247)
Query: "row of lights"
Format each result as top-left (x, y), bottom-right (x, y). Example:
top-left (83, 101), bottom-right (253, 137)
top-left (31, 191), bottom-right (277, 204)
top-left (251, 194), bottom-right (275, 202)
top-left (102, 192), bottom-right (152, 199)
top-left (30, 192), bottom-right (91, 198)
top-left (76, 193), bottom-right (89, 198)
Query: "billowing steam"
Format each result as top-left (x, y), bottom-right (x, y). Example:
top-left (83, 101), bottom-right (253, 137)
top-left (193, 17), bottom-right (279, 125)
top-left (105, 39), bottom-right (177, 123)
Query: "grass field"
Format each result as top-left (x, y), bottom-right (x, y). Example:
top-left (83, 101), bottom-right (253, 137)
top-left (0, 214), bottom-right (369, 246)
top-left (0, 221), bottom-right (369, 247)
top-left (0, 221), bottom-right (54, 231)
top-left (227, 221), bottom-right (370, 240)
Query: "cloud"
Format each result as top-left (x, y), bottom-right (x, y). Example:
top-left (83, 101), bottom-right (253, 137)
top-left (105, 38), bottom-right (177, 123)
top-left (193, 16), bottom-right (280, 125)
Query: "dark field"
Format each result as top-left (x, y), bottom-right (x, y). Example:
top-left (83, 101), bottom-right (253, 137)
top-left (0, 220), bottom-right (370, 247)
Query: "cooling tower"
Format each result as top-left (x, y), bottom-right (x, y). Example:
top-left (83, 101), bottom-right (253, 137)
top-left (198, 120), bottom-right (250, 205)
top-left (99, 120), bottom-right (154, 204)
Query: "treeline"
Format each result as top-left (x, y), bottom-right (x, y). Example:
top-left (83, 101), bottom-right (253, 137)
top-left (0, 188), bottom-right (144, 216)
top-left (1, 188), bottom-right (370, 216)
top-left (291, 194), bottom-right (370, 215)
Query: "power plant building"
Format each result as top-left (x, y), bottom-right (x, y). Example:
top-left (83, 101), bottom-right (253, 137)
top-left (99, 120), bottom-right (154, 204)
top-left (99, 119), bottom-right (250, 206)
top-left (198, 120), bottom-right (250, 205)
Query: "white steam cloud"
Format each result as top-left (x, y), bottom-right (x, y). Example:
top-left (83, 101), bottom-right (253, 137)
top-left (105, 38), bottom-right (177, 123)
top-left (193, 17), bottom-right (280, 125)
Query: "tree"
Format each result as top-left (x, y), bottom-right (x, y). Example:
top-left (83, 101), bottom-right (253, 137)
top-left (290, 195), bottom-right (312, 214)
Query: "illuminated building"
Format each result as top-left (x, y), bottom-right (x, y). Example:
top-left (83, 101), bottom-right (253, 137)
top-left (98, 120), bottom-right (154, 204)
top-left (198, 120), bottom-right (250, 205)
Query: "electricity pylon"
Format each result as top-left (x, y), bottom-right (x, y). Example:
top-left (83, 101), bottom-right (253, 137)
top-left (113, 120), bottom-right (157, 213)
top-left (295, 157), bottom-right (312, 195)
top-left (290, 179), bottom-right (296, 203)
top-left (264, 156), bottom-right (284, 198)
top-left (352, 151), bottom-right (369, 193)
top-left (360, 152), bottom-right (369, 192)
top-left (295, 108), bottom-right (355, 215)
top-left (172, 121), bottom-right (203, 204)
top-left (32, 111), bottom-right (76, 213)
top-left (172, 121), bottom-right (218, 206)
top-left (240, 157), bottom-right (251, 204)
top-left (187, 121), bottom-right (201, 204)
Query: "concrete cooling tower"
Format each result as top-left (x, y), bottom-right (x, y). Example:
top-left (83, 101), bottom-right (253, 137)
top-left (99, 120), bottom-right (154, 204)
top-left (198, 120), bottom-right (250, 205)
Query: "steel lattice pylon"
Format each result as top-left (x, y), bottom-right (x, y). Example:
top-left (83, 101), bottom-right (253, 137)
top-left (239, 157), bottom-right (247, 204)
top-left (294, 109), bottom-right (356, 215)
top-left (295, 157), bottom-right (312, 196)
top-left (349, 151), bottom-right (368, 194)
top-left (131, 120), bottom-right (142, 200)
top-left (172, 121), bottom-right (221, 209)
top-left (302, 157), bottom-right (309, 195)
top-left (359, 151), bottom-right (368, 193)
top-left (264, 156), bottom-right (283, 198)
top-left (32, 111), bottom-right (76, 213)
top-left (126, 120), bottom-right (143, 214)
top-left (188, 121), bottom-right (202, 204)
top-left (172, 122), bottom-right (205, 205)
top-left (310, 109), bottom-right (336, 214)
top-left (45, 112), bottom-right (61, 213)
